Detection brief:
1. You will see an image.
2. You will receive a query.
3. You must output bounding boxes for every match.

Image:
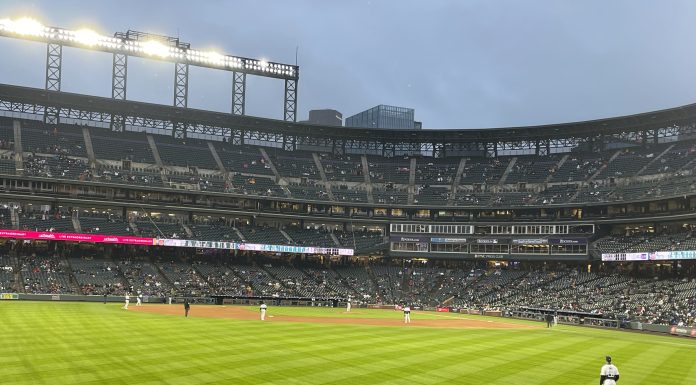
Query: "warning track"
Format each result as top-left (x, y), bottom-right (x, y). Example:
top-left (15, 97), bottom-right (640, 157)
top-left (132, 305), bottom-right (538, 329)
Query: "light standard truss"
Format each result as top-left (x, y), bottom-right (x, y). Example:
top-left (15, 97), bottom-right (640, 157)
top-left (0, 17), bottom-right (299, 123)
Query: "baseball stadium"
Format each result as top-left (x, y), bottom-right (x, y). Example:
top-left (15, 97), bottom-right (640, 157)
top-left (1, 3), bottom-right (696, 385)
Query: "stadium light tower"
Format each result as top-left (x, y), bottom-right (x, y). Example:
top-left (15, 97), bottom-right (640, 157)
top-left (0, 17), bottom-right (300, 136)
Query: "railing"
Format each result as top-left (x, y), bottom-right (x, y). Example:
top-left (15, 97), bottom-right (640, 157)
top-left (507, 309), bottom-right (619, 329)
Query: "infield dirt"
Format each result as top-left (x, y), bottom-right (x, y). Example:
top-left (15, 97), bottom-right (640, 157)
top-left (132, 305), bottom-right (538, 329)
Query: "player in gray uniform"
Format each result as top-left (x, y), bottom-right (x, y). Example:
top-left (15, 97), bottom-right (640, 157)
top-left (403, 305), bottom-right (411, 324)
top-left (260, 301), bottom-right (267, 321)
top-left (600, 356), bottom-right (620, 385)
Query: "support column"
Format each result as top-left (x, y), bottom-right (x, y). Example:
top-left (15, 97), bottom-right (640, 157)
top-left (174, 62), bottom-right (189, 108)
top-left (232, 72), bottom-right (246, 115)
top-left (172, 62), bottom-right (189, 139)
top-left (284, 79), bottom-right (297, 122)
top-left (111, 53), bottom-right (128, 132)
top-left (44, 43), bottom-right (62, 124)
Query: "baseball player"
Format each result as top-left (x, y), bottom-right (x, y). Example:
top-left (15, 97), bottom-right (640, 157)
top-left (136, 293), bottom-right (143, 306)
top-left (260, 301), bottom-right (267, 321)
top-left (184, 299), bottom-right (190, 318)
top-left (346, 299), bottom-right (351, 312)
top-left (546, 313), bottom-right (554, 328)
top-left (600, 356), bottom-right (620, 385)
top-left (403, 305), bottom-right (411, 324)
top-left (123, 293), bottom-right (130, 310)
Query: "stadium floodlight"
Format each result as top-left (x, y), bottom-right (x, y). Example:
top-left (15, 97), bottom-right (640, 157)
top-left (0, 16), bottom-right (299, 122)
top-left (141, 40), bottom-right (171, 58)
top-left (73, 29), bottom-right (102, 46)
top-left (0, 17), bottom-right (299, 79)
top-left (0, 17), bottom-right (45, 37)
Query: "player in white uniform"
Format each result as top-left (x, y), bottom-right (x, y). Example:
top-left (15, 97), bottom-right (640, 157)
top-left (260, 301), bottom-right (267, 321)
top-left (123, 293), bottom-right (130, 310)
top-left (600, 356), bottom-right (620, 385)
top-left (136, 293), bottom-right (142, 306)
top-left (346, 299), bottom-right (351, 312)
top-left (403, 305), bottom-right (411, 323)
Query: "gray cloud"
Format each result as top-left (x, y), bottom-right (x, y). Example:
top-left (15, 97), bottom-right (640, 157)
top-left (0, 0), bottom-right (694, 128)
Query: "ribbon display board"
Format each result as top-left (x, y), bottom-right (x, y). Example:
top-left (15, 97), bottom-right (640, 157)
top-left (602, 250), bottom-right (696, 261)
top-left (0, 229), bottom-right (354, 256)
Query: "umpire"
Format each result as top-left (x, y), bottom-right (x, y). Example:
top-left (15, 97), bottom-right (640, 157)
top-left (545, 313), bottom-right (554, 328)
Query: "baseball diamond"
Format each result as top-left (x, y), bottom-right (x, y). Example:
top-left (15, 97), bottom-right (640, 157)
top-left (1, 2), bottom-right (696, 384)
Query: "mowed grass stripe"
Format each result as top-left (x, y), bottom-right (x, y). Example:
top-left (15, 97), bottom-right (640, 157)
top-left (306, 331), bottom-right (560, 384)
top-left (233, 329), bottom-right (541, 384)
top-left (360, 330), bottom-right (597, 385)
top-left (2, 302), bottom-right (696, 385)
top-left (5, 321), bottom-right (405, 381)
top-left (492, 338), bottom-right (636, 385)
top-left (638, 347), bottom-right (694, 384)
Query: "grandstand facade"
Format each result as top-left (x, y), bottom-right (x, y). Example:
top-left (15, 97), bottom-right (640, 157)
top-left (0, 82), bottom-right (695, 329)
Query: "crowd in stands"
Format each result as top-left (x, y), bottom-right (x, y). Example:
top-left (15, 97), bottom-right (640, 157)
top-left (4, 243), bottom-right (696, 327)
top-left (2, 118), bottom-right (696, 208)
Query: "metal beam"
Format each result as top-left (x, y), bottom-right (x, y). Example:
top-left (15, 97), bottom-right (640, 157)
top-left (45, 43), bottom-right (62, 91)
top-left (0, 22), bottom-right (298, 80)
top-left (44, 43), bottom-right (62, 124)
top-left (112, 53), bottom-right (127, 100)
top-left (284, 79), bottom-right (297, 122)
top-left (232, 72), bottom-right (246, 115)
top-left (174, 62), bottom-right (189, 108)
top-left (110, 53), bottom-right (128, 131)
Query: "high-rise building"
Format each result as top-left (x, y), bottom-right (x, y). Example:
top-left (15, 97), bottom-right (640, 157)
top-left (302, 109), bottom-right (343, 126)
top-left (345, 105), bottom-right (419, 129)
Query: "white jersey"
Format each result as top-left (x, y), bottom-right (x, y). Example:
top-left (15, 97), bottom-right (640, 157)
top-left (600, 364), bottom-right (619, 384)
top-left (403, 306), bottom-right (411, 314)
top-left (260, 304), bottom-right (267, 311)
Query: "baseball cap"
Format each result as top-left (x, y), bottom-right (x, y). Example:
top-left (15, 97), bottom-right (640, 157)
top-left (605, 356), bottom-right (612, 363)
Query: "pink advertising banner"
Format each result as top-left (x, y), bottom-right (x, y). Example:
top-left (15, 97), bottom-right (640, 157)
top-left (0, 229), bottom-right (155, 245)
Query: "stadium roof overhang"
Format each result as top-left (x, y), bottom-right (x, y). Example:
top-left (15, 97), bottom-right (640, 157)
top-left (0, 83), bottom-right (695, 145)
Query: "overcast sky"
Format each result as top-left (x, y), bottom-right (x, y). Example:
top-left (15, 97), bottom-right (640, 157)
top-left (0, 0), bottom-right (694, 129)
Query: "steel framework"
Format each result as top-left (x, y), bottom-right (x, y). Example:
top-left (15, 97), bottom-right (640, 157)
top-left (43, 42), bottom-right (62, 124)
top-left (110, 53), bottom-right (128, 131)
top-left (2, 84), bottom-right (696, 159)
top-left (232, 72), bottom-right (246, 115)
top-left (284, 79), bottom-right (298, 122)
top-left (0, 18), bottom-right (300, 124)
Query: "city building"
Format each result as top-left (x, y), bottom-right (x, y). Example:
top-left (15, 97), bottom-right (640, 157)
top-left (302, 109), bottom-right (343, 126)
top-left (345, 105), bottom-right (419, 129)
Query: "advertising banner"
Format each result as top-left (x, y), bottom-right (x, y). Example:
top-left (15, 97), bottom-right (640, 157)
top-left (389, 235), bottom-right (430, 243)
top-left (476, 238), bottom-right (500, 244)
top-left (436, 307), bottom-right (450, 312)
top-left (669, 326), bottom-right (696, 338)
top-left (602, 250), bottom-right (696, 262)
top-left (549, 238), bottom-right (587, 245)
top-left (511, 238), bottom-right (547, 245)
top-left (430, 237), bottom-right (468, 244)
top-left (0, 229), bottom-right (354, 256)
top-left (0, 229), bottom-right (154, 245)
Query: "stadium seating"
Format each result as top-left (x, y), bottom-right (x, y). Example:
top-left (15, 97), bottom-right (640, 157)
top-left (284, 226), bottom-right (337, 247)
top-left (91, 130), bottom-right (155, 163)
top-left (238, 225), bottom-right (288, 245)
top-left (0, 116), bottom-right (694, 210)
top-left (19, 255), bottom-right (74, 294)
top-left (321, 154), bottom-right (364, 183)
top-left (70, 257), bottom-right (126, 295)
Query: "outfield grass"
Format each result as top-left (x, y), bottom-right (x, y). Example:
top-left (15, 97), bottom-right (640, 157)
top-left (1, 302), bottom-right (695, 384)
